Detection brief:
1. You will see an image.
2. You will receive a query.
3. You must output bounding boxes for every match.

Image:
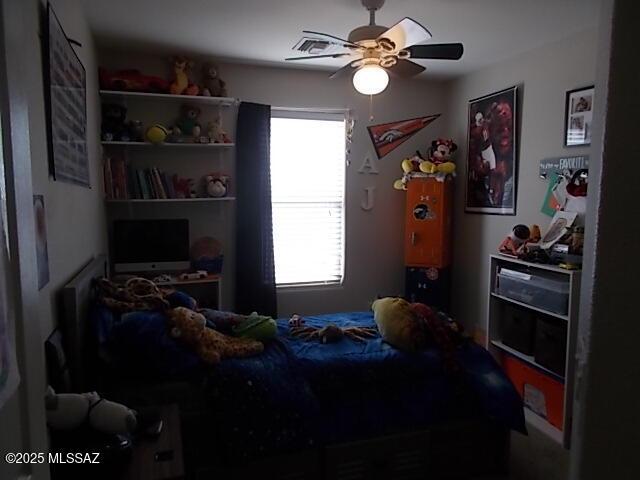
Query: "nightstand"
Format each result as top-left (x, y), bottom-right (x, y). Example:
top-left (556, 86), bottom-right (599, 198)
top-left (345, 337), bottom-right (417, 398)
top-left (123, 404), bottom-right (184, 480)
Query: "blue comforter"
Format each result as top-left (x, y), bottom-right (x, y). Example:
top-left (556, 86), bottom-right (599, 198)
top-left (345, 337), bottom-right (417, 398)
top-left (94, 308), bottom-right (525, 462)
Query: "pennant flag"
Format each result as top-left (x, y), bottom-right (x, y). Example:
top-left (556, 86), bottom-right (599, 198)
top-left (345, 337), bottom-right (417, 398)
top-left (367, 114), bottom-right (440, 159)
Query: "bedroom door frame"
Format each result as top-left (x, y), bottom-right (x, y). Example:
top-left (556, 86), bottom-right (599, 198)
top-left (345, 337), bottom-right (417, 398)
top-left (0, 1), bottom-right (50, 479)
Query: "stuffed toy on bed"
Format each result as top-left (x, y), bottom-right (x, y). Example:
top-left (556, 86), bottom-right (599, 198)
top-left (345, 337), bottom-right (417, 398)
top-left (371, 297), bottom-right (428, 352)
top-left (167, 307), bottom-right (264, 365)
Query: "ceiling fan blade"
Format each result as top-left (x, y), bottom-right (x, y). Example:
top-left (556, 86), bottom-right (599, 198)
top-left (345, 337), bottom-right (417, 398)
top-left (408, 43), bottom-right (464, 60)
top-left (285, 53), bottom-right (354, 61)
top-left (302, 30), bottom-right (364, 50)
top-left (387, 59), bottom-right (426, 78)
top-left (329, 62), bottom-right (357, 79)
top-left (377, 17), bottom-right (432, 51)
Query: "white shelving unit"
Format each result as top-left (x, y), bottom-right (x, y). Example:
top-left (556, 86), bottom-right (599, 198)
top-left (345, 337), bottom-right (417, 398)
top-left (486, 254), bottom-right (581, 448)
top-left (106, 197), bottom-right (236, 204)
top-left (101, 89), bottom-right (238, 203)
top-left (101, 88), bottom-right (239, 309)
top-left (102, 141), bottom-right (235, 148)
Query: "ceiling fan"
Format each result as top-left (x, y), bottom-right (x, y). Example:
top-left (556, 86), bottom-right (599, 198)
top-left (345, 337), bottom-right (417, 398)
top-left (285, 0), bottom-right (464, 95)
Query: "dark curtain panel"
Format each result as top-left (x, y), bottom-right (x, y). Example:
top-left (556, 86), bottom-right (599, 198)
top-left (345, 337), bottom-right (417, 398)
top-left (234, 102), bottom-right (277, 317)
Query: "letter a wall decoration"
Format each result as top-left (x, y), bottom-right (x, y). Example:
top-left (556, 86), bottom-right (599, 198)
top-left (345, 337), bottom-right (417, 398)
top-left (367, 114), bottom-right (440, 159)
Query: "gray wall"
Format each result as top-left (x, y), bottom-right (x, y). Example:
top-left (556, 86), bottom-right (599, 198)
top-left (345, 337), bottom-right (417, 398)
top-left (444, 30), bottom-right (597, 334)
top-left (570, 0), bottom-right (640, 477)
top-left (30, 0), bottom-right (106, 338)
top-left (1, 1), bottom-right (103, 479)
top-left (99, 51), bottom-right (450, 316)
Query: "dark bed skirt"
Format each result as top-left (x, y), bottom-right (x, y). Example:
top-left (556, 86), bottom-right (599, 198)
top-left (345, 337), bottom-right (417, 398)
top-left (106, 381), bottom-right (510, 480)
top-left (192, 419), bottom-right (509, 480)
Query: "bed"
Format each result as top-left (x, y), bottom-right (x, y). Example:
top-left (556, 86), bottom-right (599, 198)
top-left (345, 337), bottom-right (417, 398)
top-left (61, 256), bottom-right (524, 480)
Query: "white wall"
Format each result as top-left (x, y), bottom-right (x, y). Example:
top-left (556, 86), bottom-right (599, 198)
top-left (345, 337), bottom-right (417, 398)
top-left (570, 0), bottom-right (640, 477)
top-left (444, 30), bottom-right (597, 333)
top-left (98, 51), bottom-right (450, 316)
top-left (30, 0), bottom-right (106, 338)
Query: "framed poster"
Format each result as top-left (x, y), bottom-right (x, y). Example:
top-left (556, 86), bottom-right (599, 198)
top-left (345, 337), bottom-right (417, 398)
top-left (465, 86), bottom-right (518, 215)
top-left (44, 2), bottom-right (90, 187)
top-left (564, 86), bottom-right (594, 147)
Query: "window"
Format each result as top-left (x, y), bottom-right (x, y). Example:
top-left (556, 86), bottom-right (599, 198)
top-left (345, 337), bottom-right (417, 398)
top-left (270, 110), bottom-right (346, 286)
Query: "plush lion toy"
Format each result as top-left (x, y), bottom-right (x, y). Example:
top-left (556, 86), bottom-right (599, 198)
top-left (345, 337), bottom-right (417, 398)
top-left (167, 307), bottom-right (264, 365)
top-left (371, 297), bottom-right (428, 352)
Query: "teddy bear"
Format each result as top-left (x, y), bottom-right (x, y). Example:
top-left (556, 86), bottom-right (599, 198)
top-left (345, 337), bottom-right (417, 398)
top-left (206, 116), bottom-right (232, 144)
top-left (45, 386), bottom-right (137, 435)
top-left (167, 307), bottom-right (264, 365)
top-left (172, 175), bottom-right (197, 198)
top-left (200, 62), bottom-right (228, 97)
top-left (419, 138), bottom-right (458, 180)
top-left (204, 174), bottom-right (228, 197)
top-left (173, 105), bottom-right (202, 141)
top-left (101, 103), bottom-right (127, 141)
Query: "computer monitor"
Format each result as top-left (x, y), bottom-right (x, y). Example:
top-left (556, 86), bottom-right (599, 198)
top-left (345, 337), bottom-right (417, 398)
top-left (112, 219), bottom-right (190, 273)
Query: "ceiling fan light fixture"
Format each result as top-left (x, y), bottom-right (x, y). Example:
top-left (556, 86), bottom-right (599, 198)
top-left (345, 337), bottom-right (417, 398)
top-left (352, 64), bottom-right (389, 95)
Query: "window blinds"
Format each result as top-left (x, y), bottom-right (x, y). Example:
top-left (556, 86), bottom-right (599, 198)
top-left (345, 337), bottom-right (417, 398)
top-left (270, 112), bottom-right (346, 286)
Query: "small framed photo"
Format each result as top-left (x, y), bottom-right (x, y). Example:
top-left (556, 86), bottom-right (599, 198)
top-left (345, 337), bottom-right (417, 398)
top-left (564, 86), bottom-right (594, 147)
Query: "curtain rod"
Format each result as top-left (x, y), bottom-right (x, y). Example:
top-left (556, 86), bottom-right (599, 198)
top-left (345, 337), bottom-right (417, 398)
top-left (271, 106), bottom-right (351, 114)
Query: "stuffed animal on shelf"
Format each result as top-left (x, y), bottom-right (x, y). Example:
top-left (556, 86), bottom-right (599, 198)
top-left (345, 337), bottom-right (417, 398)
top-left (101, 103), bottom-right (128, 141)
top-left (200, 62), bottom-right (228, 97)
top-left (124, 119), bottom-right (144, 142)
top-left (173, 104), bottom-right (202, 141)
top-left (371, 297), bottom-right (427, 352)
top-left (498, 224), bottom-right (540, 257)
top-left (167, 307), bottom-right (264, 365)
top-left (145, 123), bottom-right (170, 144)
top-left (169, 56), bottom-right (199, 96)
top-left (419, 138), bottom-right (458, 180)
top-left (45, 386), bottom-right (137, 435)
top-left (204, 174), bottom-right (228, 197)
top-left (172, 175), bottom-right (197, 198)
top-left (206, 116), bottom-right (232, 143)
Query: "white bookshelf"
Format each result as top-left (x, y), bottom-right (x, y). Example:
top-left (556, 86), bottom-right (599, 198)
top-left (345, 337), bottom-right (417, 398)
top-left (101, 87), bottom-right (239, 309)
top-left (486, 254), bottom-right (581, 448)
top-left (106, 197), bottom-right (236, 204)
top-left (101, 141), bottom-right (235, 148)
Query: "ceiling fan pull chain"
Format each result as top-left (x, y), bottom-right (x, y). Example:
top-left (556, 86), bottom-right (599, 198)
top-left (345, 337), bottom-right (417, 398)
top-left (369, 95), bottom-right (374, 122)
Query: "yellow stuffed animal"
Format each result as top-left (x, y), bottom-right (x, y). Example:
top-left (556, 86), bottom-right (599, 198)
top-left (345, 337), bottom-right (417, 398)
top-left (371, 297), bottom-right (427, 352)
top-left (167, 307), bottom-right (263, 365)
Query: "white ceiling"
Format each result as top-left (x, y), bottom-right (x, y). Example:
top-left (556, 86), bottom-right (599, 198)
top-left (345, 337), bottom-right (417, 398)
top-left (82, 0), bottom-right (601, 79)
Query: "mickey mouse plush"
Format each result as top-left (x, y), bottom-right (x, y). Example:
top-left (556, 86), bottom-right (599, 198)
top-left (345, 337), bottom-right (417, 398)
top-left (419, 138), bottom-right (458, 180)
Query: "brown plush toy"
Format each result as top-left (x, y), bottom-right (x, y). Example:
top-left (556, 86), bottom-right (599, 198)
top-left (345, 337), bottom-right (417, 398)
top-left (167, 307), bottom-right (263, 365)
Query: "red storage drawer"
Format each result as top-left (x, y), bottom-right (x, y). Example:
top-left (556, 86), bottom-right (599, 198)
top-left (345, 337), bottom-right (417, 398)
top-left (502, 354), bottom-right (564, 430)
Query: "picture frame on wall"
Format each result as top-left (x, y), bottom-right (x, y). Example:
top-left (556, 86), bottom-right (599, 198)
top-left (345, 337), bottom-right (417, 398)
top-left (44, 2), bottom-right (90, 187)
top-left (564, 86), bottom-right (594, 147)
top-left (465, 86), bottom-right (518, 215)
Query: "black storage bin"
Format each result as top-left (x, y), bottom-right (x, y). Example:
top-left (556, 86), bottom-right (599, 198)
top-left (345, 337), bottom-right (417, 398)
top-left (405, 267), bottom-right (451, 312)
top-left (501, 304), bottom-right (536, 355)
top-left (534, 316), bottom-right (567, 376)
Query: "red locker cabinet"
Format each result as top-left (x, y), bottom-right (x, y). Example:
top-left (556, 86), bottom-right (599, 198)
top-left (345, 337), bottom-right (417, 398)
top-left (404, 177), bottom-right (453, 268)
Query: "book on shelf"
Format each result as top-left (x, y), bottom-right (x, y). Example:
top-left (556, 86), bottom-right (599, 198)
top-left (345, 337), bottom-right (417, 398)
top-left (103, 156), bottom-right (114, 199)
top-left (104, 161), bottom-right (185, 200)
